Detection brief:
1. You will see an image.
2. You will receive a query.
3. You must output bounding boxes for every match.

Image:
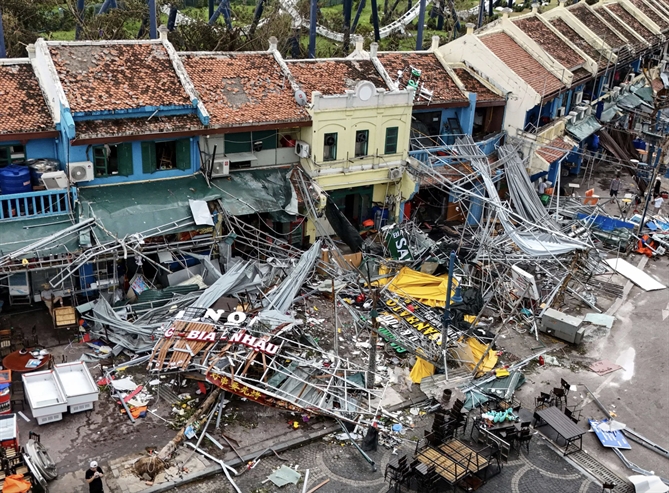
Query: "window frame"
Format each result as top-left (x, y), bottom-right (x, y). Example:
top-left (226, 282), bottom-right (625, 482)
top-left (384, 127), bottom-right (399, 155)
top-left (354, 130), bottom-right (369, 157)
top-left (0, 144), bottom-right (26, 167)
top-left (323, 132), bottom-right (338, 162)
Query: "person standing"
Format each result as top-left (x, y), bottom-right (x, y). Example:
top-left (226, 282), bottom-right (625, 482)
top-left (653, 178), bottom-right (661, 198)
top-left (609, 173), bottom-right (621, 197)
top-left (85, 461), bottom-right (105, 493)
top-left (654, 194), bottom-right (665, 214)
top-left (40, 283), bottom-right (62, 316)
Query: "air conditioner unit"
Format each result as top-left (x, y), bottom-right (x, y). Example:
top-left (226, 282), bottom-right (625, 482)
top-left (574, 91), bottom-right (584, 104)
top-left (211, 158), bottom-right (230, 177)
top-left (388, 167), bottom-right (403, 180)
top-left (41, 170), bottom-right (69, 190)
top-left (68, 161), bottom-right (94, 182)
top-left (295, 141), bottom-right (310, 158)
top-left (612, 87), bottom-right (621, 99)
top-left (557, 106), bottom-right (566, 117)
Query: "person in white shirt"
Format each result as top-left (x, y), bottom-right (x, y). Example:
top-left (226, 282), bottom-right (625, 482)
top-left (40, 283), bottom-right (63, 315)
top-left (654, 195), bottom-right (664, 214)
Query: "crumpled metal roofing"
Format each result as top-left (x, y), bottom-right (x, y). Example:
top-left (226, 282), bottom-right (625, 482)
top-left (78, 169), bottom-right (297, 241)
top-left (193, 260), bottom-right (263, 308)
top-left (566, 115), bottom-right (602, 142)
top-left (261, 240), bottom-right (322, 313)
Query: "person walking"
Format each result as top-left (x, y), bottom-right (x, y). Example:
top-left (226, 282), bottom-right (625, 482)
top-left (85, 461), bottom-right (105, 493)
top-left (609, 173), bottom-right (621, 197)
top-left (653, 194), bottom-right (664, 215)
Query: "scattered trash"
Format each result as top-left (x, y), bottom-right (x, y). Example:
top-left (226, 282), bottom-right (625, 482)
top-left (590, 360), bottom-right (623, 376)
top-left (267, 465), bottom-right (301, 487)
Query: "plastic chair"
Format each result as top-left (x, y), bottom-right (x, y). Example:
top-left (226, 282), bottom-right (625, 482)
top-left (551, 388), bottom-right (566, 409)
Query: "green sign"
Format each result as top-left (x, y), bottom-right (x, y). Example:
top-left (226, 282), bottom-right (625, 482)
top-left (386, 228), bottom-right (413, 261)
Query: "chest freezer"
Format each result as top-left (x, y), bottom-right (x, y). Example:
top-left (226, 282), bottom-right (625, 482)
top-left (22, 370), bottom-right (68, 425)
top-left (54, 361), bottom-right (99, 412)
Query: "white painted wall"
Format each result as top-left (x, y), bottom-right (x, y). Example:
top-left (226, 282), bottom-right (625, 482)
top-left (438, 33), bottom-right (540, 135)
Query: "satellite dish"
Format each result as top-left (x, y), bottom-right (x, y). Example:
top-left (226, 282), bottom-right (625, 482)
top-left (294, 90), bottom-right (307, 106)
top-left (355, 81), bottom-right (376, 101)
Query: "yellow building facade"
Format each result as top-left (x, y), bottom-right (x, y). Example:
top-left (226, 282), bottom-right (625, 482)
top-left (297, 85), bottom-right (417, 242)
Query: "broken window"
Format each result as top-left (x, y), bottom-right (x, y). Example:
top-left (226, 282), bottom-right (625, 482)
top-left (323, 133), bottom-right (337, 161)
top-left (355, 130), bottom-right (369, 157)
top-left (385, 127), bottom-right (399, 154)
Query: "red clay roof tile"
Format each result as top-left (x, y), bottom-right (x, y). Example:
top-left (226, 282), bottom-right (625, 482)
top-left (536, 136), bottom-right (573, 163)
top-left (481, 32), bottom-right (564, 95)
top-left (630, 0), bottom-right (669, 31)
top-left (0, 63), bottom-right (54, 136)
top-left (286, 59), bottom-right (388, 101)
top-left (376, 52), bottom-right (469, 105)
top-left (182, 53), bottom-right (309, 129)
top-left (593, 6), bottom-right (645, 50)
top-left (49, 43), bottom-right (191, 113)
top-left (514, 17), bottom-right (585, 69)
top-left (550, 18), bottom-right (602, 61)
top-left (452, 67), bottom-right (505, 103)
top-left (568, 4), bottom-right (626, 49)
top-left (603, 4), bottom-right (655, 43)
top-left (74, 114), bottom-right (203, 141)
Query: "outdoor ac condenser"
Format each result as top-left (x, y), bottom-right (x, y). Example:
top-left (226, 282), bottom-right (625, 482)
top-left (295, 141), bottom-right (310, 158)
top-left (540, 308), bottom-right (585, 344)
top-left (68, 161), bottom-right (94, 182)
top-left (42, 171), bottom-right (69, 190)
top-left (211, 158), bottom-right (230, 177)
top-left (388, 168), bottom-right (402, 180)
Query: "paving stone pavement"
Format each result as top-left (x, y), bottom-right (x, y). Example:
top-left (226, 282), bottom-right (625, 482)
top-left (166, 432), bottom-right (608, 493)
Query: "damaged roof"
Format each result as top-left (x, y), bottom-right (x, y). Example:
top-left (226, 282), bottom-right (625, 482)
top-left (550, 18), bottom-right (602, 61)
top-left (48, 42), bottom-right (192, 114)
top-left (601, 3), bottom-right (655, 44)
top-left (0, 62), bottom-right (55, 136)
top-left (568, 4), bottom-right (627, 50)
top-left (452, 67), bottom-right (505, 103)
top-left (630, 0), bottom-right (669, 31)
top-left (536, 136), bottom-right (574, 163)
top-left (481, 32), bottom-right (564, 96)
top-left (74, 114), bottom-right (204, 142)
top-left (286, 59), bottom-right (388, 102)
top-left (593, 5), bottom-right (645, 50)
top-left (514, 16), bottom-right (584, 70)
top-left (376, 52), bottom-right (469, 106)
top-left (182, 52), bottom-right (310, 129)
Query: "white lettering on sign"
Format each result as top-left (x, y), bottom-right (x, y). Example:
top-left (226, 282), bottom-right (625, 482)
top-left (205, 309), bottom-right (225, 323)
top-left (227, 312), bottom-right (246, 325)
top-left (164, 326), bottom-right (279, 356)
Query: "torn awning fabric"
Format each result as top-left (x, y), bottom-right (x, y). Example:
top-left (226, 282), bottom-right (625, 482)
top-left (78, 170), bottom-right (298, 241)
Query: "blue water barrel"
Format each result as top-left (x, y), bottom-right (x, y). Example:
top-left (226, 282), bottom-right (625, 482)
top-left (0, 165), bottom-right (32, 195)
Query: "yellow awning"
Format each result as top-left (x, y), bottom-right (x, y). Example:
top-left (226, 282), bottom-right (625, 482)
top-left (384, 266), bottom-right (458, 307)
top-left (410, 357), bottom-right (436, 383)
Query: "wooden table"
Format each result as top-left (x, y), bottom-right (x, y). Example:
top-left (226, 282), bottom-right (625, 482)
top-left (535, 406), bottom-right (585, 455)
top-left (416, 439), bottom-right (489, 486)
top-left (439, 439), bottom-right (489, 474)
top-left (2, 350), bottom-right (51, 373)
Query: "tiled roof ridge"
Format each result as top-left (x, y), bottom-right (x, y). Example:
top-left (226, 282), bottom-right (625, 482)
top-left (480, 31), bottom-right (564, 95)
top-left (513, 15), bottom-right (585, 70)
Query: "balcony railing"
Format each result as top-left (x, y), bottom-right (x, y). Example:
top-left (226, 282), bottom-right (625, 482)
top-left (0, 188), bottom-right (75, 222)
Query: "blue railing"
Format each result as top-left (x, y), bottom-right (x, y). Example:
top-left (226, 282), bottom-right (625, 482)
top-left (409, 132), bottom-right (505, 166)
top-left (0, 188), bottom-right (74, 221)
